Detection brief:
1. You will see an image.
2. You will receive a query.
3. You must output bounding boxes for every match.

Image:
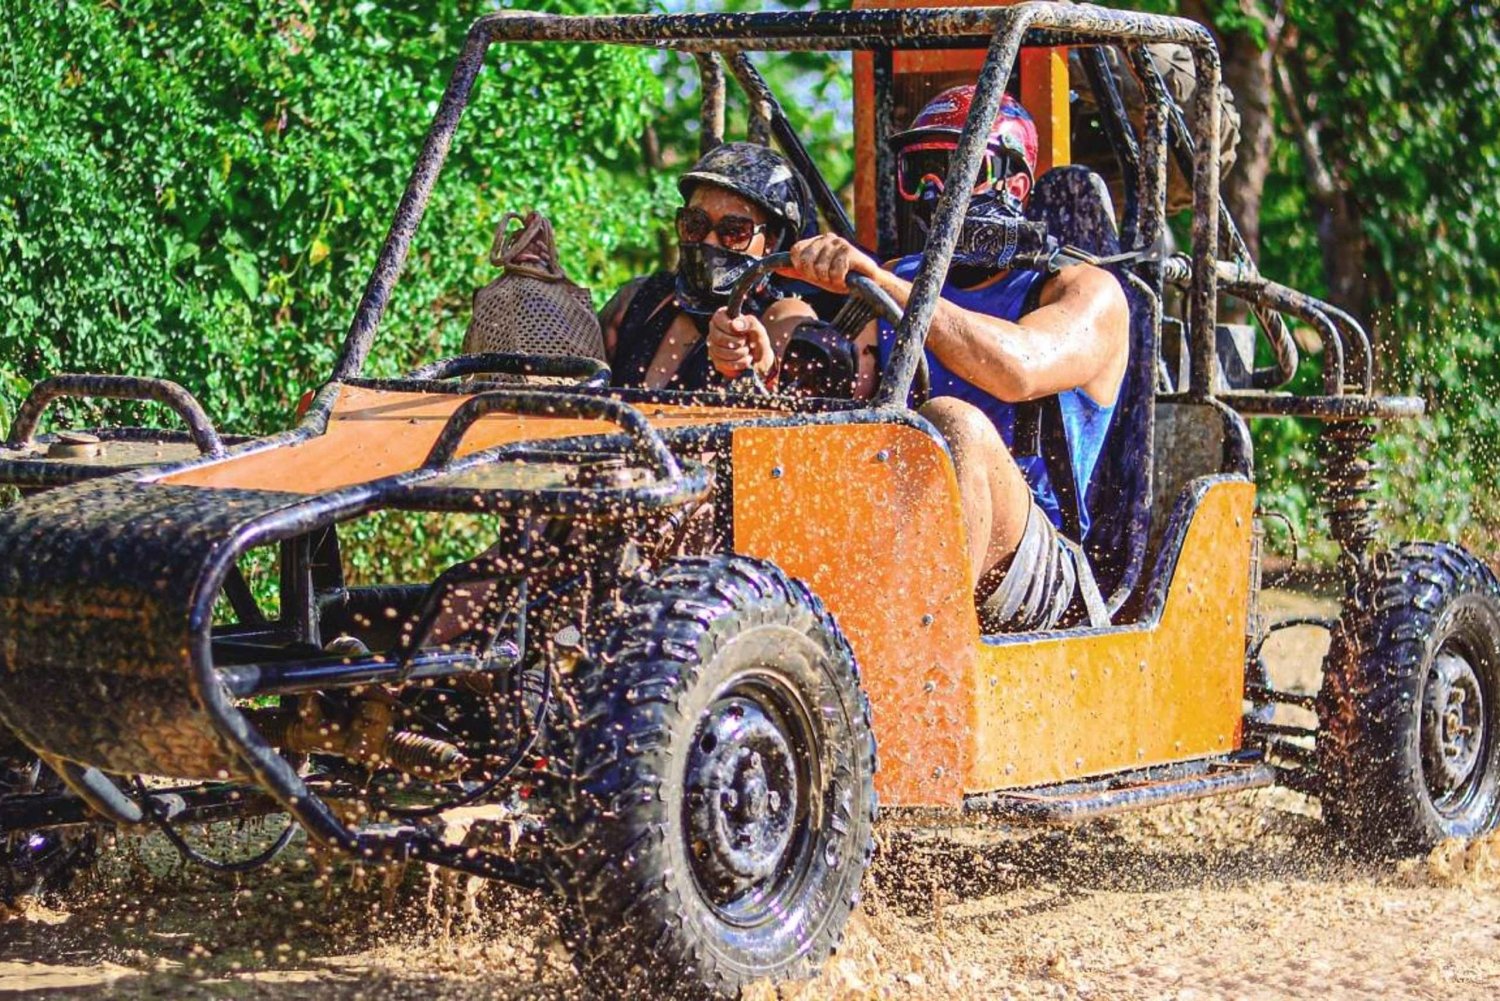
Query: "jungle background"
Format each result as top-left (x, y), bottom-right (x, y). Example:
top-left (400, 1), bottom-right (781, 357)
top-left (2, 0), bottom-right (1498, 575)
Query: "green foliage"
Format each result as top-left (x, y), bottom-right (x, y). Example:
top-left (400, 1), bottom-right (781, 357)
top-left (648, 1), bottom-right (855, 210)
top-left (1139, 0), bottom-right (1500, 558)
top-left (1245, 132), bottom-right (1336, 559)
top-left (5, 0), bottom-right (1498, 577)
top-left (1272, 0), bottom-right (1500, 554)
top-left (1282, 1), bottom-right (1500, 334)
top-left (0, 0), bottom-right (667, 438)
top-left (0, 0), bottom-right (673, 585)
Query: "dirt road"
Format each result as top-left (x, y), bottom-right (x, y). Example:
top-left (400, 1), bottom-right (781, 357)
top-left (4, 593), bottom-right (1499, 999)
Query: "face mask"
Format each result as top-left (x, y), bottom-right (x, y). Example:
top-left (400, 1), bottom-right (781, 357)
top-left (949, 190), bottom-right (1051, 272)
top-left (675, 242), bottom-right (763, 316)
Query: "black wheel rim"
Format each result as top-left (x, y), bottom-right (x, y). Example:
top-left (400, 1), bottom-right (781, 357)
top-left (1422, 642), bottom-right (1492, 818)
top-left (683, 671), bottom-right (820, 927)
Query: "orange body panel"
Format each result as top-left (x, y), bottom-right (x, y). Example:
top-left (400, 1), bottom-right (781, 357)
top-left (169, 386), bottom-right (1254, 809)
top-left (733, 422), bottom-right (1255, 806)
top-left (164, 385), bottom-right (770, 494)
top-left (731, 422), bottom-right (979, 807)
top-left (852, 0), bottom-right (1071, 249)
top-left (969, 480), bottom-right (1255, 790)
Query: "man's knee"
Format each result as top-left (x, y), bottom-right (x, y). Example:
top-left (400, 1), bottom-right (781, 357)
top-left (920, 397), bottom-right (1001, 456)
top-left (920, 398), bottom-right (1026, 494)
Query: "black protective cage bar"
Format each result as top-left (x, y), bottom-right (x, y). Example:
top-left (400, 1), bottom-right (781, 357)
top-left (6, 374), bottom-right (227, 457)
top-left (329, 3), bottom-right (1403, 422)
top-left (0, 4), bottom-right (1418, 863)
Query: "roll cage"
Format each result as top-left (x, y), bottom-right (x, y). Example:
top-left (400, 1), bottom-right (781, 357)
top-left (0, 4), bottom-right (1444, 933)
top-left (334, 3), bottom-right (1404, 426)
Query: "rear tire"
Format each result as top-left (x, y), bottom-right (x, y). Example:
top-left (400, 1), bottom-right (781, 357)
top-left (552, 555), bottom-right (876, 999)
top-left (1319, 542), bottom-right (1500, 855)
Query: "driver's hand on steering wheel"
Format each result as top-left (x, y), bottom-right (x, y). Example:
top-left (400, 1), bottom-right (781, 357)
top-left (784, 234), bottom-right (882, 294)
top-left (708, 308), bottom-right (776, 381)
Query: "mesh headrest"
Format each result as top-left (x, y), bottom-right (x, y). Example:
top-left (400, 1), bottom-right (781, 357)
top-left (1025, 166), bottom-right (1121, 260)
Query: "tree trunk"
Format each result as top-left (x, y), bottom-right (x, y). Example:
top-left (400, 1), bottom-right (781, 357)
top-left (1218, 34), bottom-right (1274, 270)
top-left (1273, 44), bottom-right (1374, 326)
top-left (1317, 192), bottom-right (1370, 323)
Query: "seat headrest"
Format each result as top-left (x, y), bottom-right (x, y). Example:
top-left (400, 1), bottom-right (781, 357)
top-left (1025, 166), bottom-right (1121, 260)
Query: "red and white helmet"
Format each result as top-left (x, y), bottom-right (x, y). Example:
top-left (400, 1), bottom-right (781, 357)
top-left (890, 86), bottom-right (1038, 202)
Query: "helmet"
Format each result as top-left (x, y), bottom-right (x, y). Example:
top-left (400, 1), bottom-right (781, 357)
top-left (890, 86), bottom-right (1038, 198)
top-left (677, 142), bottom-right (813, 251)
top-left (891, 88), bottom-right (1045, 272)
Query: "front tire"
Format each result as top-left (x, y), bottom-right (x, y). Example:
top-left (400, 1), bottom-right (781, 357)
top-left (553, 555), bottom-right (876, 998)
top-left (1319, 542), bottom-right (1500, 854)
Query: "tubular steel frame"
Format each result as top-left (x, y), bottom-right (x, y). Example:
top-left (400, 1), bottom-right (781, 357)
top-left (330, 3), bottom-right (1405, 423)
top-left (0, 4), bottom-right (1426, 873)
top-left (321, 1), bottom-right (1407, 591)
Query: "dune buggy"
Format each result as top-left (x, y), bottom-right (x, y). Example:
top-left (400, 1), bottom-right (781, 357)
top-left (3, 3), bottom-right (1498, 997)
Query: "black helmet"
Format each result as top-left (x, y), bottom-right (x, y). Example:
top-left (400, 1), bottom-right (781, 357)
top-left (678, 142), bottom-right (812, 251)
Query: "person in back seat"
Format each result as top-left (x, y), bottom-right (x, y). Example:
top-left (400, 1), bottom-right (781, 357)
top-left (600, 143), bottom-right (821, 392)
top-left (782, 87), bottom-right (1131, 632)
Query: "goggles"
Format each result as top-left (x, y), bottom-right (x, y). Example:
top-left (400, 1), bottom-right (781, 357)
top-left (675, 206), bottom-right (769, 253)
top-left (896, 145), bottom-right (1026, 203)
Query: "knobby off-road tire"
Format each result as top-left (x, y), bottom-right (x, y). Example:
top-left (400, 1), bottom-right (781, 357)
top-left (1319, 542), bottom-right (1500, 855)
top-left (553, 555), bottom-right (877, 999)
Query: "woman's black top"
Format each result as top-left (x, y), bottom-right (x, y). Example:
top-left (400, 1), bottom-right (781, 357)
top-left (609, 272), bottom-right (715, 391)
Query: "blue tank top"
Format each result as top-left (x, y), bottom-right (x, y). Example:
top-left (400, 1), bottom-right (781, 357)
top-left (878, 256), bottom-right (1116, 538)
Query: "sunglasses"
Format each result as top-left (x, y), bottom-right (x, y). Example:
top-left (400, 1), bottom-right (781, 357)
top-left (675, 206), bottom-right (769, 252)
top-left (896, 148), bottom-right (1022, 202)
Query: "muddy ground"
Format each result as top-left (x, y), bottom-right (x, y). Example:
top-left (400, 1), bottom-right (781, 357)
top-left (3, 592), bottom-right (1500, 1000)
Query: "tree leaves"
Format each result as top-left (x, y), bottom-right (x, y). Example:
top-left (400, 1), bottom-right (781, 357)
top-left (226, 250), bottom-right (261, 301)
top-left (0, 0), bottom-right (662, 436)
top-left (1161, 0), bottom-right (1500, 550)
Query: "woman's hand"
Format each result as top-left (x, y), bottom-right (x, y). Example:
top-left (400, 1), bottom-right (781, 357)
top-left (783, 234), bottom-right (882, 294)
top-left (708, 308), bottom-right (776, 381)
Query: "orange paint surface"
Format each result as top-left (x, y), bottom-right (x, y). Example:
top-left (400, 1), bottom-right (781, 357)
top-left (734, 419), bottom-right (1255, 808)
top-left (168, 384), bottom-right (1255, 808)
top-left (960, 480), bottom-right (1254, 786)
top-left (969, 480), bottom-right (1256, 792)
top-left (732, 423), bottom-right (979, 806)
top-left (163, 385), bottom-right (771, 494)
top-left (1019, 45), bottom-right (1070, 177)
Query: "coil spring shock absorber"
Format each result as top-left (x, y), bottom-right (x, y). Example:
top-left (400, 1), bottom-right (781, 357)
top-left (385, 731), bottom-right (470, 780)
top-left (1320, 419), bottom-right (1381, 567)
top-left (250, 701), bottom-right (470, 781)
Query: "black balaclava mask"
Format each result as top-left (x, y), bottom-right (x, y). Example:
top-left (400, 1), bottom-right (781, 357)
top-left (675, 242), bottom-right (771, 316)
top-left (911, 186), bottom-right (1054, 282)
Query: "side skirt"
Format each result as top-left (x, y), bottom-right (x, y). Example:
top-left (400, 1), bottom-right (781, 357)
top-left (963, 754), bottom-right (1275, 825)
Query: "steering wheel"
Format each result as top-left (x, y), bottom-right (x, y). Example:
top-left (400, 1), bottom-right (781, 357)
top-left (724, 252), bottom-right (928, 406)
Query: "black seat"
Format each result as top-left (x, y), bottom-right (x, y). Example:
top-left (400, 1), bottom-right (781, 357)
top-left (1024, 166), bottom-right (1157, 615)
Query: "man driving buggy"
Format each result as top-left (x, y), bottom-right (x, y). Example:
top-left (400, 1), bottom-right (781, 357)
top-left (785, 87), bottom-right (1131, 633)
top-left (600, 142), bottom-right (825, 392)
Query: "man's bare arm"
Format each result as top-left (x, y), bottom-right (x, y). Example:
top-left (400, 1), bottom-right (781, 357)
top-left (923, 265), bottom-right (1129, 405)
top-left (784, 235), bottom-right (1129, 406)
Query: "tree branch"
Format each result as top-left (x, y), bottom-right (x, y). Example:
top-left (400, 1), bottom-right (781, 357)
top-left (1272, 50), bottom-right (1338, 204)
